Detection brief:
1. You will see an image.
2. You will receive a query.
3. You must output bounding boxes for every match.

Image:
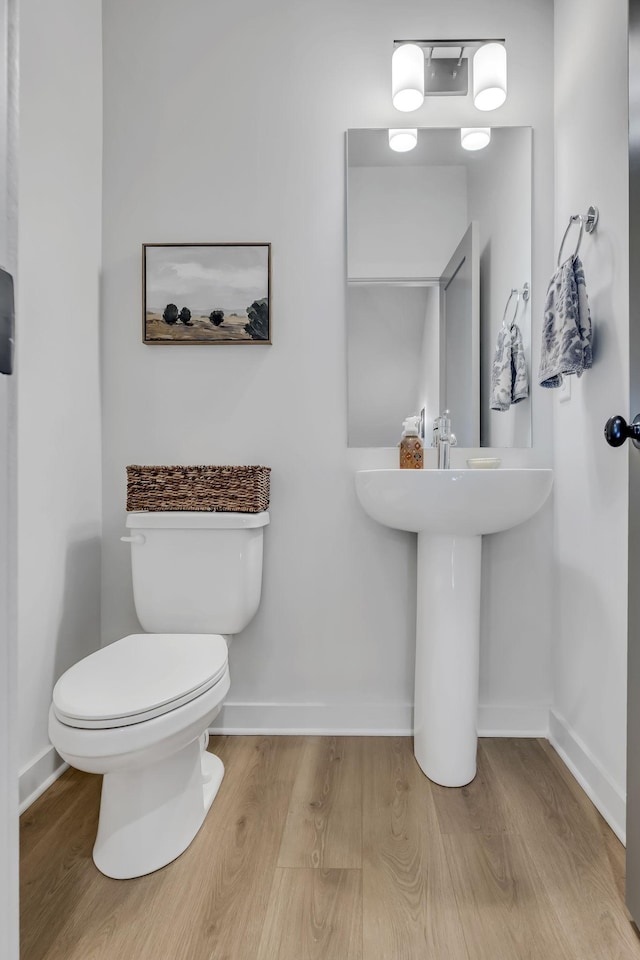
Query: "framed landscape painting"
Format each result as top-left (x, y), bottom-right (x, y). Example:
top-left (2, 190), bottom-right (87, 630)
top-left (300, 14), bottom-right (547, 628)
top-left (143, 242), bottom-right (271, 344)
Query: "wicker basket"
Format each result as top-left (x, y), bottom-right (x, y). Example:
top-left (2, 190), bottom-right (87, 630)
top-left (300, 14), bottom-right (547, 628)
top-left (126, 465), bottom-right (271, 513)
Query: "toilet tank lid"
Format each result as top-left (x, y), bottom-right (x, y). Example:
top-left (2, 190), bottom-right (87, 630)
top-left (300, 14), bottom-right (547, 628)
top-left (126, 511), bottom-right (270, 529)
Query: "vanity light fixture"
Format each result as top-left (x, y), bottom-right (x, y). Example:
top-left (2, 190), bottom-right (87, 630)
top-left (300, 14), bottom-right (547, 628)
top-left (391, 39), bottom-right (506, 112)
top-left (389, 128), bottom-right (418, 152)
top-left (460, 127), bottom-right (491, 151)
top-left (473, 42), bottom-right (507, 111)
top-left (391, 44), bottom-right (425, 112)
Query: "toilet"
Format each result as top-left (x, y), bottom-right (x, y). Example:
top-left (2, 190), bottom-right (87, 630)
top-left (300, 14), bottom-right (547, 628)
top-left (48, 510), bottom-right (269, 880)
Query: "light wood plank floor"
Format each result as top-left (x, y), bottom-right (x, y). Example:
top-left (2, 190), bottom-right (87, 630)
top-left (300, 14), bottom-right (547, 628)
top-left (20, 736), bottom-right (640, 960)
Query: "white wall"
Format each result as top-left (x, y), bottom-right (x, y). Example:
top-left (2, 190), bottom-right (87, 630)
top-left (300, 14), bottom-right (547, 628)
top-left (16, 0), bottom-right (103, 807)
top-left (101, 0), bottom-right (555, 735)
top-left (348, 165), bottom-right (467, 277)
top-left (551, 0), bottom-right (630, 839)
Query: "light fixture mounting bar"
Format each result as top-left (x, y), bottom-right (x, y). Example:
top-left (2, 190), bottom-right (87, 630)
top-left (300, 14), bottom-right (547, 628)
top-left (392, 38), bottom-right (505, 49)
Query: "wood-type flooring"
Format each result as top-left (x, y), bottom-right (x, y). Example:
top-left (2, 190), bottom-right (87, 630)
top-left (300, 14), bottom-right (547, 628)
top-left (20, 736), bottom-right (640, 960)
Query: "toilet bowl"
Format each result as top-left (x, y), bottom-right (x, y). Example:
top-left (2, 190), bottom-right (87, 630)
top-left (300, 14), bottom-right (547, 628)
top-left (48, 510), bottom-right (269, 879)
top-left (49, 633), bottom-right (230, 879)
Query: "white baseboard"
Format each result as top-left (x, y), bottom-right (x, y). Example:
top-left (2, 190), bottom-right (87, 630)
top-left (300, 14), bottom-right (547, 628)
top-left (209, 701), bottom-right (414, 736)
top-left (478, 703), bottom-right (549, 737)
top-left (210, 701), bottom-right (549, 738)
top-left (548, 709), bottom-right (626, 844)
top-left (19, 744), bottom-right (68, 814)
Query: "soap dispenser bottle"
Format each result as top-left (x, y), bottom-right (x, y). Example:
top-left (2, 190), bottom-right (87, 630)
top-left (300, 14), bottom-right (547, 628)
top-left (399, 416), bottom-right (424, 469)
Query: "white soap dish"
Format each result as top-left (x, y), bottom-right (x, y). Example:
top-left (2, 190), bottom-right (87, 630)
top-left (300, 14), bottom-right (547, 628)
top-left (466, 457), bottom-right (501, 469)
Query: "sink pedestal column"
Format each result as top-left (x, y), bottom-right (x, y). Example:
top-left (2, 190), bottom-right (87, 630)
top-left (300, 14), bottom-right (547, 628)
top-left (414, 533), bottom-right (481, 787)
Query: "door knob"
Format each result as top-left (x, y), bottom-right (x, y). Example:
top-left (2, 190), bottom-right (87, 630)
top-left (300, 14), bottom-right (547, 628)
top-left (604, 414), bottom-right (640, 449)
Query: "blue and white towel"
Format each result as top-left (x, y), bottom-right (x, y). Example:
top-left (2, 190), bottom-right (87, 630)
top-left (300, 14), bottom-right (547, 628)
top-left (539, 255), bottom-right (592, 388)
top-left (490, 322), bottom-right (529, 412)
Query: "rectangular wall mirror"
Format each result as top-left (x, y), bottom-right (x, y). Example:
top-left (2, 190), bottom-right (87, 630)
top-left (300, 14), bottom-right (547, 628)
top-left (346, 126), bottom-right (532, 449)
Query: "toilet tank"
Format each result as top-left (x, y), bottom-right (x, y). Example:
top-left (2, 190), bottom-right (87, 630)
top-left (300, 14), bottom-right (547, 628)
top-left (124, 511), bottom-right (269, 635)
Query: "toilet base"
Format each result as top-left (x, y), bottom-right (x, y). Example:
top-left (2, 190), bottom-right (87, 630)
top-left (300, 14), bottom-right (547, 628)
top-left (93, 738), bottom-right (224, 879)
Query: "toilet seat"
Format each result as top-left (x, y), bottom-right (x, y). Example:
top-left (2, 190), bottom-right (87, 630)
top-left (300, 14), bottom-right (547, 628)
top-left (53, 633), bottom-right (228, 729)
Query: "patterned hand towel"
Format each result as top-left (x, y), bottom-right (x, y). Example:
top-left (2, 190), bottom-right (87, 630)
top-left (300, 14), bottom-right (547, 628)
top-left (511, 323), bottom-right (529, 404)
top-left (539, 255), bottom-right (592, 388)
top-left (490, 322), bottom-right (530, 411)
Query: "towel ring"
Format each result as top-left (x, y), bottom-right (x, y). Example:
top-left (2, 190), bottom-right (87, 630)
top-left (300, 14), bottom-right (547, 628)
top-left (557, 205), bottom-right (599, 266)
top-left (502, 288), bottom-right (520, 329)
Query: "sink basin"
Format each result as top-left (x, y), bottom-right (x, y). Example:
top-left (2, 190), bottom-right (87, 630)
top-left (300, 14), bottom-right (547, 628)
top-left (355, 468), bottom-right (553, 536)
top-left (355, 466), bottom-right (553, 788)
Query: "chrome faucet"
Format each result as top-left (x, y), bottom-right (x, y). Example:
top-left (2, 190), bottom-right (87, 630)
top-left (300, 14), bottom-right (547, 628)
top-left (433, 410), bottom-right (457, 469)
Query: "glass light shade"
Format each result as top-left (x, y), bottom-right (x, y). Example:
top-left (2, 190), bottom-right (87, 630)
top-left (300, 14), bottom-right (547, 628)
top-left (460, 127), bottom-right (491, 151)
top-left (388, 128), bottom-right (418, 152)
top-left (473, 42), bottom-right (507, 111)
top-left (392, 44), bottom-right (425, 112)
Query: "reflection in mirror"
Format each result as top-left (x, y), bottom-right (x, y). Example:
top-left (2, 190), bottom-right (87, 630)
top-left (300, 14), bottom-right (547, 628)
top-left (346, 127), bottom-right (532, 449)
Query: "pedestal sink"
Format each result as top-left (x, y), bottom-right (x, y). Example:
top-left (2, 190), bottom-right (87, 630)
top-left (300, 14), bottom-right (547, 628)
top-left (355, 468), bottom-right (553, 787)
